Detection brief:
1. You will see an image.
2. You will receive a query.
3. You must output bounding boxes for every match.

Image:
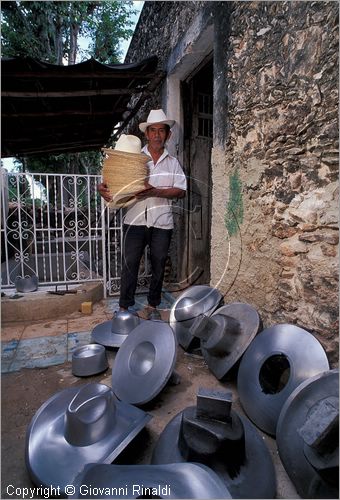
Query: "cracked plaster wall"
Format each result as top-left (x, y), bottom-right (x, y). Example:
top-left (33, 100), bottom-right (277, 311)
top-left (212, 1), bottom-right (338, 364)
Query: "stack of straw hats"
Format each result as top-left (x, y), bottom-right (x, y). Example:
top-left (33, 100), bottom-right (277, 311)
top-left (102, 135), bottom-right (149, 208)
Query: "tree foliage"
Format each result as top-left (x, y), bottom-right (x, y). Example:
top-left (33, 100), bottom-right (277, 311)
top-left (1, 1), bottom-right (136, 64)
top-left (16, 151), bottom-right (103, 175)
top-left (1, 1), bottom-right (136, 174)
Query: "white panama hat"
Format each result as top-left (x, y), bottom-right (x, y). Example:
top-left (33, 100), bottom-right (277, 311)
top-left (139, 109), bottom-right (175, 133)
top-left (114, 134), bottom-right (142, 153)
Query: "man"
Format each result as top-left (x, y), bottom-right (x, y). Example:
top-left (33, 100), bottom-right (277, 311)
top-left (98, 109), bottom-right (187, 319)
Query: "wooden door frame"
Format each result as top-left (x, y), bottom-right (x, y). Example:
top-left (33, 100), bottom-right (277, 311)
top-left (178, 56), bottom-right (213, 286)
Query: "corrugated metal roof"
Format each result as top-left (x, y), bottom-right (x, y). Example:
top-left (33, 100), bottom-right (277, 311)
top-left (1, 56), bottom-right (163, 157)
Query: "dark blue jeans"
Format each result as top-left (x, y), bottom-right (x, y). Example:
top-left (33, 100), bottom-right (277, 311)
top-left (119, 224), bottom-right (173, 309)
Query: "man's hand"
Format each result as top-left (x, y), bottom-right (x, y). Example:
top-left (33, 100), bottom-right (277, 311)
top-left (97, 182), bottom-right (112, 202)
top-left (133, 179), bottom-right (154, 200)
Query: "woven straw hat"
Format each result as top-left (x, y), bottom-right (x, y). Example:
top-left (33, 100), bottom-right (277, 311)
top-left (139, 109), bottom-right (175, 133)
top-left (102, 135), bottom-right (149, 209)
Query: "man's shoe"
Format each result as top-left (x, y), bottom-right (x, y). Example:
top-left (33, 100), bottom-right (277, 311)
top-left (146, 307), bottom-right (162, 320)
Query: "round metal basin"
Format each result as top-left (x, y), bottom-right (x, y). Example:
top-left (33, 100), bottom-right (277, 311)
top-left (72, 344), bottom-right (108, 377)
top-left (15, 275), bottom-right (38, 293)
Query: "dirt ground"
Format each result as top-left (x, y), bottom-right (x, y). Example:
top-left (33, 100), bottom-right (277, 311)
top-left (1, 343), bottom-right (299, 500)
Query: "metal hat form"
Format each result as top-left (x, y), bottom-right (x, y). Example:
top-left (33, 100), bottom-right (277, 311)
top-left (25, 383), bottom-right (152, 494)
top-left (192, 303), bottom-right (260, 380)
top-left (91, 310), bottom-right (143, 348)
top-left (152, 388), bottom-right (276, 499)
top-left (169, 285), bottom-right (223, 350)
top-left (72, 344), bottom-right (108, 377)
top-left (277, 369), bottom-right (339, 499)
top-left (15, 275), bottom-right (38, 293)
top-left (237, 324), bottom-right (330, 436)
top-left (111, 320), bottom-right (177, 405)
top-left (69, 462), bottom-right (231, 499)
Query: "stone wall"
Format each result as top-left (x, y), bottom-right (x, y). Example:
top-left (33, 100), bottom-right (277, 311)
top-left (125, 1), bottom-right (339, 364)
top-left (126, 1), bottom-right (208, 65)
top-left (125, 1), bottom-right (210, 134)
top-left (211, 1), bottom-right (338, 364)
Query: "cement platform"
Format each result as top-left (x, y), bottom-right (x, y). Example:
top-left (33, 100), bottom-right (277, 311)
top-left (1, 293), bottom-right (299, 499)
top-left (1, 281), bottom-right (104, 323)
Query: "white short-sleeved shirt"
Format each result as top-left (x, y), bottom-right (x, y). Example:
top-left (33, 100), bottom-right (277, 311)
top-left (123, 146), bottom-right (187, 229)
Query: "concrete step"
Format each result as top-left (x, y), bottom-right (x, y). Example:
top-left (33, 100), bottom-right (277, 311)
top-left (1, 282), bottom-right (103, 322)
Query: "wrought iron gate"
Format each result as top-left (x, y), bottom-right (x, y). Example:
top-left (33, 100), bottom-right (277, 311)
top-left (1, 170), bottom-right (150, 296)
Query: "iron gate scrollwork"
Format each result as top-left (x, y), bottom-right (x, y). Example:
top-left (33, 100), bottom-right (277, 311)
top-left (1, 170), bottom-right (150, 296)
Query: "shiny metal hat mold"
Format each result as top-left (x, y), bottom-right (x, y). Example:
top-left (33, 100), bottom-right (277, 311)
top-left (69, 462), bottom-right (231, 499)
top-left (193, 302), bottom-right (260, 379)
top-left (237, 324), bottom-right (330, 435)
top-left (25, 383), bottom-right (152, 493)
top-left (152, 388), bottom-right (276, 499)
top-left (169, 285), bottom-right (223, 350)
top-left (15, 275), bottom-right (38, 293)
top-left (277, 369), bottom-right (339, 499)
top-left (91, 310), bottom-right (142, 348)
top-left (72, 344), bottom-right (108, 377)
top-left (112, 320), bottom-right (177, 405)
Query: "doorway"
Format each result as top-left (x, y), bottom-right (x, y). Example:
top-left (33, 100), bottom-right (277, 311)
top-left (180, 58), bottom-right (213, 285)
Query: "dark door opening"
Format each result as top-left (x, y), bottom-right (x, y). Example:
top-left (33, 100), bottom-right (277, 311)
top-left (180, 58), bottom-right (213, 286)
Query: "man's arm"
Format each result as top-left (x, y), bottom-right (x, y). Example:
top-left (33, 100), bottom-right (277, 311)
top-left (135, 182), bottom-right (186, 200)
top-left (98, 181), bottom-right (186, 202)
